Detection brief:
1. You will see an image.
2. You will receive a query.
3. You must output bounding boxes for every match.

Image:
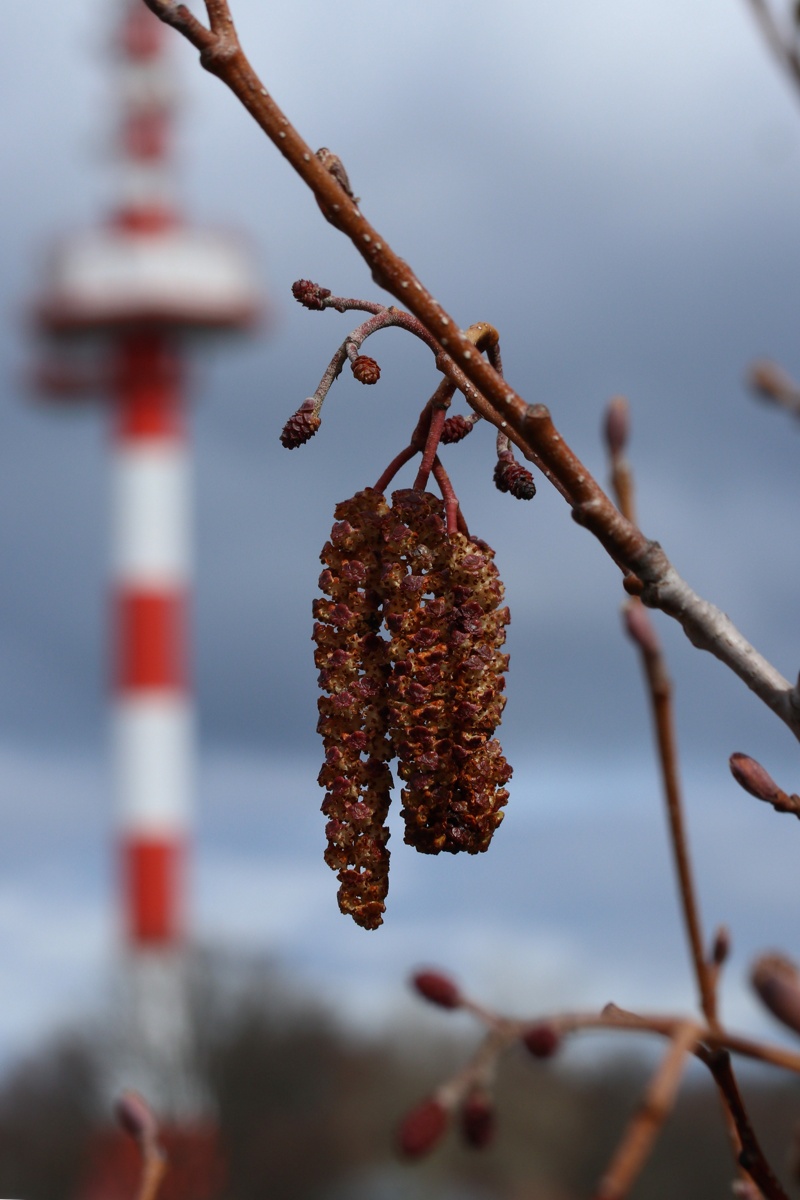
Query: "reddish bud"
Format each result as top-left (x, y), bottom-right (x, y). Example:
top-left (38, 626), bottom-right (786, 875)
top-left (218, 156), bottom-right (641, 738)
top-left (604, 395), bottom-right (629, 457)
top-left (281, 399), bottom-right (321, 448)
top-left (729, 753), bottom-right (781, 804)
top-left (412, 969), bottom-right (462, 1009)
top-left (115, 1090), bottom-right (158, 1145)
top-left (522, 1022), bottom-right (561, 1059)
top-left (441, 414), bottom-right (475, 444)
top-left (397, 1097), bottom-right (449, 1157)
top-left (351, 355), bottom-right (381, 385)
top-left (748, 359), bottom-right (794, 402)
top-left (751, 953), bottom-right (800, 1036)
top-left (291, 279), bottom-right (331, 310)
top-left (460, 1090), bottom-right (495, 1149)
top-left (711, 925), bottom-right (731, 966)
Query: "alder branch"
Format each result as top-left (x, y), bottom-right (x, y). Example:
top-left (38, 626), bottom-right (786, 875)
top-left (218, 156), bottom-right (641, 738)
top-left (140, 0), bottom-right (800, 740)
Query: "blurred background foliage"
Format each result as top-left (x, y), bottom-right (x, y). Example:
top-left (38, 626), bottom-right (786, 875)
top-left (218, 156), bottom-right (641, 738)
top-left (0, 955), bottom-right (797, 1199)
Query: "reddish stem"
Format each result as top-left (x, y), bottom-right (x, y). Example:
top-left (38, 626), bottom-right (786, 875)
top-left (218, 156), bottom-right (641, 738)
top-left (374, 443), bottom-right (418, 494)
top-left (414, 405), bottom-right (447, 491)
top-left (432, 457), bottom-right (460, 534)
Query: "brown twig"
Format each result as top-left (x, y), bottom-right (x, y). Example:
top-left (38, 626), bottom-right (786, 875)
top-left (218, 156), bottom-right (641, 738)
top-left (702, 1048), bottom-right (790, 1200)
top-left (742, 0), bottom-right (800, 99)
top-left (605, 401), bottom-right (716, 1026)
top-left (592, 1021), bottom-right (700, 1200)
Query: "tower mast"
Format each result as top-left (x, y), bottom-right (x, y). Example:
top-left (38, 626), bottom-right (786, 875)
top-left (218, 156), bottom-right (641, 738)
top-left (35, 0), bottom-right (260, 1118)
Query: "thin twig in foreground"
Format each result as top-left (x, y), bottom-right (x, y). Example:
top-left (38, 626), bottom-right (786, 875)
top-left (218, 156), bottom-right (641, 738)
top-left (703, 1048), bottom-right (790, 1200)
top-left (592, 1022), bottom-right (699, 1200)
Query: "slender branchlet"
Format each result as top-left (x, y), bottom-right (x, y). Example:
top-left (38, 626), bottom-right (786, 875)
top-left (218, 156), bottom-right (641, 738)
top-left (115, 1091), bottom-right (167, 1200)
top-left (605, 399), bottom-right (717, 1028)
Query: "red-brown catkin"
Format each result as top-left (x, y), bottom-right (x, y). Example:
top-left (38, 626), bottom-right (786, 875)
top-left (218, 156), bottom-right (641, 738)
top-left (381, 490), bottom-right (511, 855)
top-left (314, 489), bottom-right (394, 929)
top-left (315, 489), bottom-right (512, 927)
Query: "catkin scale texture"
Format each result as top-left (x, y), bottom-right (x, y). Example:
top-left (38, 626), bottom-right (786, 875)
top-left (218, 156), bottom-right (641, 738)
top-left (314, 489), bottom-right (393, 930)
top-left (314, 488), bottom-right (512, 927)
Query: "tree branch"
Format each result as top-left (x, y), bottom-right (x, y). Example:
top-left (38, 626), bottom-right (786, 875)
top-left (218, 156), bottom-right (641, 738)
top-left (141, 0), bottom-right (800, 741)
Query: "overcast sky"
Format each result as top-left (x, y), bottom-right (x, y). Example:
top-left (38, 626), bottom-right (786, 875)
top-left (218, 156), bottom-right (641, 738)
top-left (2, 0), bottom-right (800, 1076)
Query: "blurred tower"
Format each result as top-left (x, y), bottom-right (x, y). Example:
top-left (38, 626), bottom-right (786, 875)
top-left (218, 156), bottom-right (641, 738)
top-left (34, 0), bottom-right (260, 1125)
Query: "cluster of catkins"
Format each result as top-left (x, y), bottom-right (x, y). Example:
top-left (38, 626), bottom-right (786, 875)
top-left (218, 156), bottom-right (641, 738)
top-left (313, 487), bottom-right (512, 930)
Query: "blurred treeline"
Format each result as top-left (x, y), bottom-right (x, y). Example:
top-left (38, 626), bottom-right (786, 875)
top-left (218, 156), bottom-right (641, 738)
top-left (0, 959), bottom-right (798, 1200)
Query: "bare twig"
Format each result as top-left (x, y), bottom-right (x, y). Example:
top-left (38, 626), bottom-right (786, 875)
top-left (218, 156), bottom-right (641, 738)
top-left (606, 403), bottom-right (716, 1026)
top-left (703, 1048), bottom-right (790, 1200)
top-left (742, 0), bottom-right (800, 98)
top-left (592, 1022), bottom-right (699, 1200)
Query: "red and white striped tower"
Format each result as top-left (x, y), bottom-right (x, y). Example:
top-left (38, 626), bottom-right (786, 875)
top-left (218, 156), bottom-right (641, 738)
top-left (35, 0), bottom-right (260, 1121)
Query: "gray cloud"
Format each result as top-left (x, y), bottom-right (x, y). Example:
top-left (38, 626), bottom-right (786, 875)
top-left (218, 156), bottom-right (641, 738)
top-left (1, 0), bottom-right (799, 1056)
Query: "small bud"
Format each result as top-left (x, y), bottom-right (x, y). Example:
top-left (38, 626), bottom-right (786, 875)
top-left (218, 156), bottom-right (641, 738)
top-left (711, 925), bottom-right (731, 966)
top-left (412, 969), bottom-right (462, 1010)
top-left (460, 1090), bottom-right (495, 1149)
top-left (622, 572), bottom-right (644, 596)
top-left (748, 359), bottom-right (794, 402)
top-left (729, 753), bottom-right (781, 804)
top-left (351, 355), bottom-right (381, 385)
top-left (493, 456), bottom-right (536, 500)
top-left (604, 395), bottom-right (629, 457)
top-left (281, 399), bottom-right (321, 448)
top-left (397, 1097), bottom-right (449, 1158)
top-left (441, 414), bottom-right (475, 444)
top-left (291, 279), bottom-right (332, 311)
top-left (522, 1022), bottom-right (561, 1059)
top-left (316, 147), bottom-right (358, 202)
top-left (751, 953), bottom-right (800, 1036)
top-left (115, 1090), bottom-right (158, 1145)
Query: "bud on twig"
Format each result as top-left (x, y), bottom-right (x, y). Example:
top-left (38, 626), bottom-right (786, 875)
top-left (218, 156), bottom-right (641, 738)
top-left (412, 969), bottom-right (462, 1010)
top-left (711, 925), bottom-right (731, 967)
top-left (729, 752), bottom-right (780, 802)
top-left (748, 359), bottom-right (797, 404)
top-left (522, 1022), bottom-right (561, 1059)
top-left (460, 1089), bottom-right (495, 1149)
top-left (291, 278), bottom-right (332, 310)
top-left (397, 1097), bottom-right (449, 1157)
top-left (751, 953), bottom-right (800, 1037)
top-left (115, 1090), bottom-right (158, 1147)
top-left (604, 395), bottom-right (629, 457)
top-left (351, 354), bottom-right (381, 385)
top-left (729, 753), bottom-right (800, 817)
